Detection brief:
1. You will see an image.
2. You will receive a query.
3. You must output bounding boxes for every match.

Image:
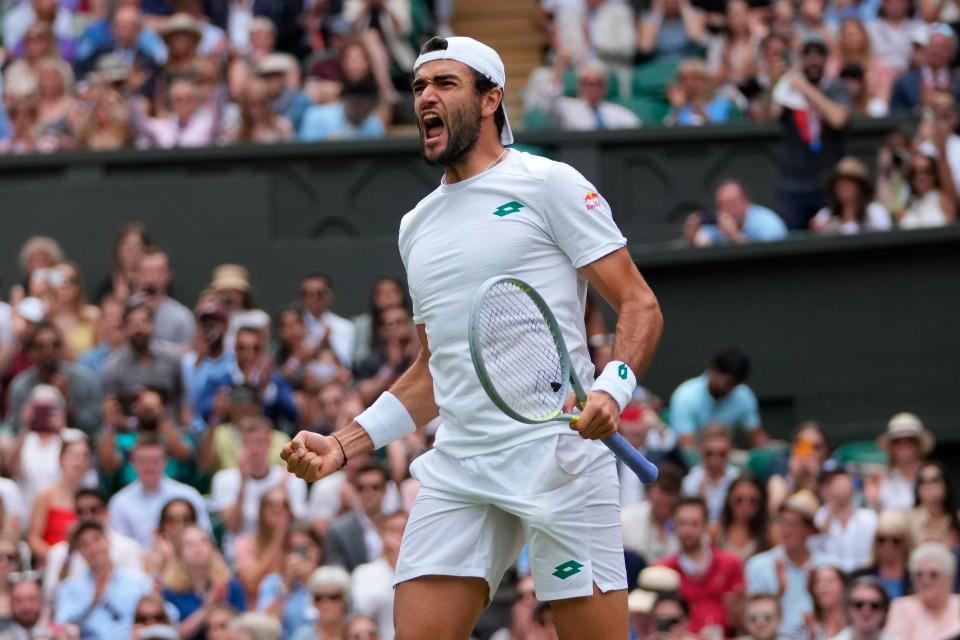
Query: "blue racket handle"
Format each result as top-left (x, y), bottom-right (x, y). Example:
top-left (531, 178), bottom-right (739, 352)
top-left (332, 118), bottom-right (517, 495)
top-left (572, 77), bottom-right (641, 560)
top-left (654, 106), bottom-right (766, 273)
top-left (602, 433), bottom-right (659, 484)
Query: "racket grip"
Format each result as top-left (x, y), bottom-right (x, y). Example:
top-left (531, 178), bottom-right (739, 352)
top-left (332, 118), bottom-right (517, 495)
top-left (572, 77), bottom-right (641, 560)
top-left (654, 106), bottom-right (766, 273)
top-left (602, 434), bottom-right (659, 484)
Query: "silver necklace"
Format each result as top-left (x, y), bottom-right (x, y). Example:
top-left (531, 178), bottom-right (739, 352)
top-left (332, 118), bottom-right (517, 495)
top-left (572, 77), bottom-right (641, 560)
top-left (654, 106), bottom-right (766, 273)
top-left (485, 148), bottom-right (509, 173)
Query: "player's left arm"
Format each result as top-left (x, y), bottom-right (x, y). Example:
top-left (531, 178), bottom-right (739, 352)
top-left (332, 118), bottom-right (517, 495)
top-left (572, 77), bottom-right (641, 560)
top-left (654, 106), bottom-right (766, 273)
top-left (571, 247), bottom-right (663, 440)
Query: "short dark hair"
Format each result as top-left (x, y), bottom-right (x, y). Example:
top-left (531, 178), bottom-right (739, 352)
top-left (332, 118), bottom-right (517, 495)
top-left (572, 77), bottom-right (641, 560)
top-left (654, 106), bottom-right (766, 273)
top-left (653, 593), bottom-right (690, 618)
top-left (650, 462), bottom-right (684, 494)
top-left (75, 488), bottom-right (107, 506)
top-left (710, 348), bottom-right (750, 382)
top-left (673, 495), bottom-right (708, 520)
top-left (354, 460), bottom-right (389, 484)
top-left (123, 300), bottom-right (153, 324)
top-left (70, 519), bottom-right (106, 546)
top-left (300, 273), bottom-right (333, 290)
top-left (29, 321), bottom-right (61, 348)
top-left (133, 431), bottom-right (166, 452)
top-left (418, 36), bottom-right (506, 140)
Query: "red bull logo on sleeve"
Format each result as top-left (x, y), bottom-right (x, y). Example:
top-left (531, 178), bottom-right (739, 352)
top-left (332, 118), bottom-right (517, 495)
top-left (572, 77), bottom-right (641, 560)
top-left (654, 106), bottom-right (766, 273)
top-left (583, 192), bottom-right (602, 211)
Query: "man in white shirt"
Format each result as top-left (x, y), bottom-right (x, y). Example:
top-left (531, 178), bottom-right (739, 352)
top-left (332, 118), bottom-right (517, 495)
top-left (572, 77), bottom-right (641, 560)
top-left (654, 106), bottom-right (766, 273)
top-left (813, 463), bottom-right (877, 573)
top-left (681, 423), bottom-right (740, 522)
top-left (549, 61), bottom-right (641, 131)
top-left (43, 489), bottom-right (143, 600)
top-left (622, 464), bottom-right (683, 563)
top-left (211, 416), bottom-right (306, 555)
top-left (108, 435), bottom-right (211, 548)
top-left (300, 274), bottom-right (357, 368)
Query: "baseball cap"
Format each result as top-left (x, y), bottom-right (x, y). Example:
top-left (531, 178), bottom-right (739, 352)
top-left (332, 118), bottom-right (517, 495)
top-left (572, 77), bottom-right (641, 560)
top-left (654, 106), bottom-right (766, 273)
top-left (414, 36), bottom-right (514, 146)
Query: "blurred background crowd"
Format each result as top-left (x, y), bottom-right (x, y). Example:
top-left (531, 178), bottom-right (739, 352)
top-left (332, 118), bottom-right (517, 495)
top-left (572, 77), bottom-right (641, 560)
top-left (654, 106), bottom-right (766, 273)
top-left (0, 227), bottom-right (955, 640)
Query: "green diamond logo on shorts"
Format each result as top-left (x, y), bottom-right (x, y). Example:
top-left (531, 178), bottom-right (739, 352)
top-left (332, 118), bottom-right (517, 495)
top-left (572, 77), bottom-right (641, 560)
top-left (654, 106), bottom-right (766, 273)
top-left (492, 200), bottom-right (525, 217)
top-left (552, 560), bottom-right (584, 580)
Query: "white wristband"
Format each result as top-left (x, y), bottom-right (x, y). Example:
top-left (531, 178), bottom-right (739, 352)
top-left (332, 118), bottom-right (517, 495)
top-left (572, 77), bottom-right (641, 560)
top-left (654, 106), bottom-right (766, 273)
top-left (354, 392), bottom-right (417, 450)
top-left (590, 361), bottom-right (637, 412)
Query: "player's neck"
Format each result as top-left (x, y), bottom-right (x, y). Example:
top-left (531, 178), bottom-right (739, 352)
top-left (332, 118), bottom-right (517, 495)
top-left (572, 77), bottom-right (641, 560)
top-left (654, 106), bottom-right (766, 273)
top-left (443, 138), bottom-right (506, 185)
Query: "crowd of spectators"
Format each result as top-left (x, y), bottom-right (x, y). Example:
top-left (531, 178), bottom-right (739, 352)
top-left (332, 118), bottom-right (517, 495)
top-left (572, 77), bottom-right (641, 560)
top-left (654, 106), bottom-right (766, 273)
top-left (0, 227), bottom-right (955, 640)
top-left (0, 0), bottom-right (458, 151)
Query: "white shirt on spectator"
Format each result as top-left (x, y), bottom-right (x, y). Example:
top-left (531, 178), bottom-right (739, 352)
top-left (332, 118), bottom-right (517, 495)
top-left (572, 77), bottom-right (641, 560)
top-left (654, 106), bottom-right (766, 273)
top-left (550, 96), bottom-right (641, 131)
top-left (878, 469), bottom-right (916, 512)
top-left (16, 432), bottom-right (96, 507)
top-left (867, 19), bottom-right (925, 72)
top-left (303, 310), bottom-right (357, 368)
top-left (351, 557), bottom-right (396, 640)
top-left (211, 465), bottom-right (307, 552)
top-left (621, 500), bottom-right (679, 563)
top-left (0, 302), bottom-right (13, 352)
top-left (811, 202), bottom-right (893, 234)
top-left (108, 476), bottom-right (211, 549)
top-left (42, 529), bottom-right (144, 601)
top-left (227, 0), bottom-right (255, 52)
top-left (812, 505), bottom-right (877, 573)
top-left (138, 109), bottom-right (217, 149)
top-left (2, 5), bottom-right (74, 54)
top-left (0, 477), bottom-right (26, 533)
top-left (681, 464), bottom-right (740, 522)
top-left (945, 134), bottom-right (960, 200)
top-left (306, 471), bottom-right (402, 525)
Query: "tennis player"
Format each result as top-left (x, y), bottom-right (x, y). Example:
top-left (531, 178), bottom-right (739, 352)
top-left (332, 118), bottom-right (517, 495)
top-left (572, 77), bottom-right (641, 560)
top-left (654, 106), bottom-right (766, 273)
top-left (282, 36), bottom-right (663, 638)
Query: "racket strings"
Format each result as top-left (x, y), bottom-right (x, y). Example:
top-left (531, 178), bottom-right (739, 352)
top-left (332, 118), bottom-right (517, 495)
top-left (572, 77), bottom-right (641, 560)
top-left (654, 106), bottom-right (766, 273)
top-left (476, 281), bottom-right (566, 420)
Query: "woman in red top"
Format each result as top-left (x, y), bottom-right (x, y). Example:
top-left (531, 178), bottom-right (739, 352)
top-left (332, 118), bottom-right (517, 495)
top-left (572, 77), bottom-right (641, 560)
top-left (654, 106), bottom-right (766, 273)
top-left (27, 436), bottom-right (92, 561)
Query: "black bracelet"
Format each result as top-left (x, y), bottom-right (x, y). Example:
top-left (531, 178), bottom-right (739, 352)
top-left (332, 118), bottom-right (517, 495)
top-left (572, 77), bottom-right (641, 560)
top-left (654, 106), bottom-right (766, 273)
top-left (331, 433), bottom-right (348, 469)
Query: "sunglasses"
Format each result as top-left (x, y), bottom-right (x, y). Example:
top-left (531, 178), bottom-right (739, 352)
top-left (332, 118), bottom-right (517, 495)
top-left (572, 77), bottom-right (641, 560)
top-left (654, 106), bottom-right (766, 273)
top-left (313, 592), bottom-right (344, 603)
top-left (77, 505), bottom-right (104, 518)
top-left (163, 514), bottom-right (195, 524)
top-left (850, 599), bottom-right (884, 612)
top-left (876, 536), bottom-right (902, 545)
top-left (135, 612), bottom-right (168, 624)
top-left (703, 449), bottom-right (729, 458)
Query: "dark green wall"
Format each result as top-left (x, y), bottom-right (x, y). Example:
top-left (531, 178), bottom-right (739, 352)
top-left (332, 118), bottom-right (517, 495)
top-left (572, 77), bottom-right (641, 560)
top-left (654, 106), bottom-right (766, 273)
top-left (4, 117), bottom-right (951, 443)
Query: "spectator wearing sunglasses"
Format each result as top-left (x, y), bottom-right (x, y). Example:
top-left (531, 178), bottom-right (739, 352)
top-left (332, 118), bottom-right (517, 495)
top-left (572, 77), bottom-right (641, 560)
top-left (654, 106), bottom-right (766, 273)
top-left (291, 566), bottom-right (351, 640)
top-left (300, 274), bottom-right (357, 370)
top-left (851, 511), bottom-right (914, 600)
top-left (131, 593), bottom-right (173, 639)
top-left (681, 423), bottom-right (739, 522)
top-left (256, 524), bottom-right (324, 638)
top-left (711, 473), bottom-right (773, 565)
top-left (144, 499), bottom-right (197, 580)
top-left (43, 488), bottom-right (143, 601)
top-left (649, 593), bottom-right (696, 640)
top-left (53, 520), bottom-right (153, 639)
top-left (884, 543), bottom-right (960, 640)
top-left (834, 576), bottom-right (893, 640)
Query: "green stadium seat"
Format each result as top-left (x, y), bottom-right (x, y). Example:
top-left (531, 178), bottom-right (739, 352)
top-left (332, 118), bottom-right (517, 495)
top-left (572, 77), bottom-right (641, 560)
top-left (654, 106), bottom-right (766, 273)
top-left (632, 61), bottom-right (678, 98)
top-left (522, 107), bottom-right (554, 130)
top-left (616, 96), bottom-right (670, 125)
top-left (746, 443), bottom-right (789, 480)
top-left (833, 440), bottom-right (889, 467)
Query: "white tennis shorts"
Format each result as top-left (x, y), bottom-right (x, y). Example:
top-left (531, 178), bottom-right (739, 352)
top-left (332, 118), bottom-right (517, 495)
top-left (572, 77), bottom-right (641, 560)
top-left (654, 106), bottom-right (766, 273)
top-left (393, 432), bottom-right (627, 601)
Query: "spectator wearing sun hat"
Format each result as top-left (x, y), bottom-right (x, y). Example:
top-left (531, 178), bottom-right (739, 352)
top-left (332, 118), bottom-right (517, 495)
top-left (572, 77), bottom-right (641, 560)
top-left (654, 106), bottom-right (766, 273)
top-left (258, 53), bottom-right (311, 132)
top-left (627, 565), bottom-right (682, 639)
top-left (746, 490), bottom-right (835, 638)
top-left (869, 412), bottom-right (934, 513)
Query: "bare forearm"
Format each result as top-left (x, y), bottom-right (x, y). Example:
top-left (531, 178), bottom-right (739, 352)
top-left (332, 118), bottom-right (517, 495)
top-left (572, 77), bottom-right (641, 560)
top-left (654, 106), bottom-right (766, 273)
top-left (611, 293), bottom-right (663, 377)
top-left (803, 86), bottom-right (848, 129)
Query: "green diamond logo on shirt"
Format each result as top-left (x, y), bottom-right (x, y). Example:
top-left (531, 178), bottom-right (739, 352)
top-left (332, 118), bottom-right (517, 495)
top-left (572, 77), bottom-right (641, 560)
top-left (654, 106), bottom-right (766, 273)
top-left (552, 560), bottom-right (584, 580)
top-left (492, 200), bottom-right (525, 217)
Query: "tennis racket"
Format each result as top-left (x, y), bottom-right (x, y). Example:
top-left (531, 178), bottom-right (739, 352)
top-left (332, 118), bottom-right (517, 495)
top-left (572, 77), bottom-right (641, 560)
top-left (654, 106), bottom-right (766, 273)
top-left (468, 275), bottom-right (659, 484)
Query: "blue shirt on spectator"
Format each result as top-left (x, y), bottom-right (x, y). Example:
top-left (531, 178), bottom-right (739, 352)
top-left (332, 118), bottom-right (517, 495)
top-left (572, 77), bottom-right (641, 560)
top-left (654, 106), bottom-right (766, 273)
top-left (299, 103), bottom-right (386, 142)
top-left (698, 204), bottom-right (788, 244)
top-left (182, 350), bottom-right (236, 432)
top-left (669, 372), bottom-right (760, 437)
top-left (77, 343), bottom-right (113, 377)
top-left (54, 568), bottom-right (153, 639)
top-left (257, 574), bottom-right (315, 638)
top-left (673, 96), bottom-right (736, 126)
top-left (75, 20), bottom-right (167, 65)
top-left (163, 579), bottom-right (246, 638)
top-left (746, 546), bottom-right (834, 638)
top-left (108, 477), bottom-right (211, 549)
top-left (273, 88), bottom-right (312, 132)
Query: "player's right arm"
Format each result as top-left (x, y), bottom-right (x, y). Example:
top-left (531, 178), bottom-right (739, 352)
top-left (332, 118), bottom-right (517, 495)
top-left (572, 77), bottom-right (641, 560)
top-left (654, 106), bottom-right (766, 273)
top-left (282, 324), bottom-right (438, 482)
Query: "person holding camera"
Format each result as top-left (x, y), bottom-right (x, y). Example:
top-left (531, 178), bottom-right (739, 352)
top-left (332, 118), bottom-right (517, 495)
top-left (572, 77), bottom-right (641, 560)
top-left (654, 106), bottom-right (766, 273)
top-left (256, 524), bottom-right (325, 637)
top-left (5, 321), bottom-right (101, 436)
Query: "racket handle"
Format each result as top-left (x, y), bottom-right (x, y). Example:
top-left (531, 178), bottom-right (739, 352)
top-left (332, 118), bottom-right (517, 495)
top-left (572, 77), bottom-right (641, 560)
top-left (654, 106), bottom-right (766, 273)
top-left (602, 434), bottom-right (659, 484)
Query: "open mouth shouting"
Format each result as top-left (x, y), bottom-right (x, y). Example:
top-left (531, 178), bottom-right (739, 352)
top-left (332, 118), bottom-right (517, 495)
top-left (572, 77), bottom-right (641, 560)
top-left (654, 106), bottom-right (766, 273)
top-left (421, 111), bottom-right (445, 148)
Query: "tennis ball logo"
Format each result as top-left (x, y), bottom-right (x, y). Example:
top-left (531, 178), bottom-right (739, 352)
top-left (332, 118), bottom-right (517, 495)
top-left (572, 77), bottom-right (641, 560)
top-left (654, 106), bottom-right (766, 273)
top-left (618, 364), bottom-right (628, 380)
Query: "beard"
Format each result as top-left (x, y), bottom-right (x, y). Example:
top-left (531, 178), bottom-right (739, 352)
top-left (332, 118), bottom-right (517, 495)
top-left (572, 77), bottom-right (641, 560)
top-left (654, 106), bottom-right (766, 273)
top-left (421, 97), bottom-right (482, 168)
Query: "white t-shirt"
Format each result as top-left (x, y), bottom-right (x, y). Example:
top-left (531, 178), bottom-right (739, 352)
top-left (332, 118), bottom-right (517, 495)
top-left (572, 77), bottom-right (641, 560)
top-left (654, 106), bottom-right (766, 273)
top-left (0, 477), bottom-right (26, 530)
top-left (306, 471), bottom-right (402, 523)
top-left (211, 466), bottom-right (308, 541)
top-left (351, 557), bottom-right (396, 640)
top-left (811, 202), bottom-right (893, 234)
top-left (399, 151), bottom-right (627, 457)
top-left (0, 302), bottom-right (13, 351)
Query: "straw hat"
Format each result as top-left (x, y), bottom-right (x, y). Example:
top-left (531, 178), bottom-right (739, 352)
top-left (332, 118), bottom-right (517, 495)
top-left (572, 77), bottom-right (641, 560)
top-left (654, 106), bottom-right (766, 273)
top-left (626, 566), bottom-right (680, 614)
top-left (159, 13), bottom-right (203, 40)
top-left (256, 53), bottom-right (295, 77)
top-left (875, 510), bottom-right (910, 539)
top-left (829, 156), bottom-right (872, 195)
top-left (780, 489), bottom-right (820, 525)
top-left (209, 264), bottom-right (250, 293)
top-left (877, 412), bottom-right (935, 455)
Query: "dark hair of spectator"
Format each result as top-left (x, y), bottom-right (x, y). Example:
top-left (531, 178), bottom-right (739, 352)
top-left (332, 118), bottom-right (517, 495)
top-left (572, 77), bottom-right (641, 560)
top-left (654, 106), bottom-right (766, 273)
top-left (720, 473), bottom-right (771, 553)
top-left (354, 459), bottom-right (389, 484)
top-left (418, 36), bottom-right (507, 140)
top-left (287, 521), bottom-right (324, 551)
top-left (160, 498), bottom-right (198, 528)
top-left (809, 564), bottom-right (849, 621)
top-left (828, 169), bottom-right (872, 224)
top-left (113, 223), bottom-right (152, 265)
top-left (653, 592), bottom-right (690, 618)
top-left (134, 431), bottom-right (166, 451)
top-left (123, 300), bottom-right (154, 324)
top-left (236, 325), bottom-right (262, 343)
top-left (907, 153), bottom-right (944, 193)
top-left (651, 462), bottom-right (684, 494)
top-left (75, 487), bottom-right (107, 506)
top-left (878, 0), bottom-right (914, 19)
top-left (792, 420), bottom-right (832, 457)
top-left (29, 321), bottom-right (61, 350)
top-left (914, 460), bottom-right (960, 534)
top-left (300, 272), bottom-right (333, 291)
top-left (710, 348), bottom-right (750, 382)
top-left (845, 575), bottom-right (891, 612)
top-left (70, 519), bottom-right (105, 545)
top-left (673, 495), bottom-right (708, 520)
top-left (368, 275), bottom-right (410, 323)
